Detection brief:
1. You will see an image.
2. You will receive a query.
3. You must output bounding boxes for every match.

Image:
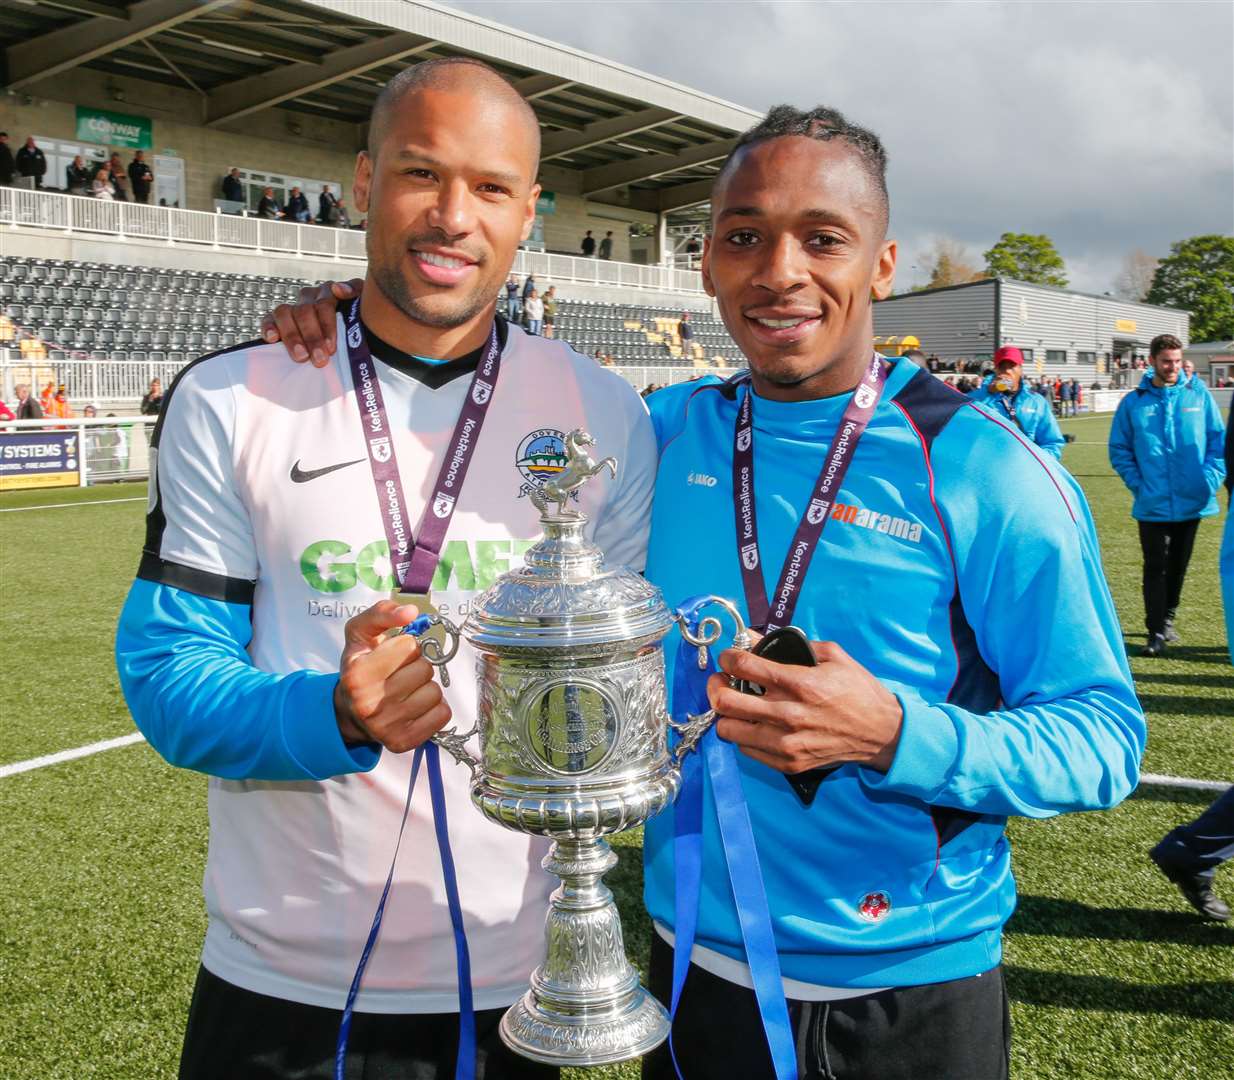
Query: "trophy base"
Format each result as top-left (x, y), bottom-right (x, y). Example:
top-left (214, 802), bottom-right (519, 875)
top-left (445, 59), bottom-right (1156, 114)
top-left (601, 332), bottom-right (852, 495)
top-left (499, 984), bottom-right (670, 1067)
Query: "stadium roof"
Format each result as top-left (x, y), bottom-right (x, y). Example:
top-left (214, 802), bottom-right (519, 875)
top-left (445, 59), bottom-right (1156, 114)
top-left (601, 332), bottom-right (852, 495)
top-left (1, 0), bottom-right (761, 213)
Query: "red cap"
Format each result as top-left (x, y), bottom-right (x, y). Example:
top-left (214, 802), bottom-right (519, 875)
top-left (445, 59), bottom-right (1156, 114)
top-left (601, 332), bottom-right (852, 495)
top-left (994, 346), bottom-right (1023, 366)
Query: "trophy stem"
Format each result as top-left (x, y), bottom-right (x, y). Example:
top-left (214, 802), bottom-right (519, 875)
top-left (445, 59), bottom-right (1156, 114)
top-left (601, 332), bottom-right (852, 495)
top-left (499, 836), bottom-right (670, 1066)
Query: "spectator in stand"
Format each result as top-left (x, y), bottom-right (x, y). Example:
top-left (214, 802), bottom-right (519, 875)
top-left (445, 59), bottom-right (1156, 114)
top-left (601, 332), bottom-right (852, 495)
top-left (598, 230), bottom-right (614, 259)
top-left (521, 272), bottom-right (536, 323)
top-left (47, 386), bottom-right (73, 422)
top-left (318, 184), bottom-right (339, 224)
top-left (222, 168), bottom-right (244, 203)
top-left (684, 236), bottom-right (701, 267)
top-left (128, 151), bottom-right (154, 204)
top-left (65, 155), bottom-right (91, 195)
top-left (39, 382), bottom-right (55, 414)
top-left (580, 229), bottom-right (596, 256)
top-left (0, 398), bottom-right (14, 422)
top-left (286, 186), bottom-right (310, 223)
top-left (542, 285), bottom-right (557, 339)
top-left (16, 136), bottom-right (47, 188)
top-left (91, 166), bottom-right (115, 201)
top-left (141, 378), bottom-right (164, 416)
top-left (523, 288), bottom-right (544, 335)
top-left (105, 153), bottom-right (130, 201)
top-left (968, 345), bottom-right (1065, 459)
top-left (503, 273), bottom-right (520, 321)
top-left (257, 187), bottom-right (284, 220)
top-left (334, 201), bottom-right (352, 229)
top-left (0, 132), bottom-right (13, 186)
top-left (1108, 333), bottom-right (1226, 657)
top-left (14, 384), bottom-right (43, 420)
top-left (678, 311), bottom-right (694, 357)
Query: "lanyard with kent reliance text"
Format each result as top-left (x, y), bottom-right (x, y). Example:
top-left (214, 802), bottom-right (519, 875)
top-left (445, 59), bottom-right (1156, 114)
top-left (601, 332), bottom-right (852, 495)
top-left (733, 353), bottom-right (889, 631)
top-left (345, 296), bottom-right (500, 598)
top-left (336, 298), bottom-right (498, 1080)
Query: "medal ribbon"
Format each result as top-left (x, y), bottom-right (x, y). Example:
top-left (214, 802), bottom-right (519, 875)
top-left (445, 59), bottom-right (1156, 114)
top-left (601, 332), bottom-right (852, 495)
top-left (336, 299), bottom-right (498, 1080)
top-left (734, 354), bottom-right (889, 631)
top-left (344, 296), bottom-right (500, 594)
top-left (670, 599), bottom-right (797, 1080)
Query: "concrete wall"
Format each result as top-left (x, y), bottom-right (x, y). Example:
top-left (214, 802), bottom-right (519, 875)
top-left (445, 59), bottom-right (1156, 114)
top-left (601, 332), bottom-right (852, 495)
top-left (1, 71), bottom-right (361, 214)
top-left (532, 164), bottom-right (658, 262)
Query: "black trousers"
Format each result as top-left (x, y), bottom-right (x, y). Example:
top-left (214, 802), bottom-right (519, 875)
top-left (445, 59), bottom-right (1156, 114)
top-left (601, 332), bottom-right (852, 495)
top-left (178, 965), bottom-right (557, 1080)
top-left (1153, 786), bottom-right (1234, 882)
top-left (1138, 519), bottom-right (1201, 636)
top-left (641, 936), bottom-right (1009, 1080)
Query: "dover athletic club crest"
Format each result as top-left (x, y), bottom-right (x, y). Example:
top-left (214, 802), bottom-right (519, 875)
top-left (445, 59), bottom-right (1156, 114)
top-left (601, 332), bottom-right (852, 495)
top-left (516, 428), bottom-right (575, 501)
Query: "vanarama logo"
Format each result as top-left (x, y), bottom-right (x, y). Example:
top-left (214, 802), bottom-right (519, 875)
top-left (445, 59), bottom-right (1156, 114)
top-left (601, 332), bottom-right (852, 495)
top-left (830, 502), bottom-right (922, 544)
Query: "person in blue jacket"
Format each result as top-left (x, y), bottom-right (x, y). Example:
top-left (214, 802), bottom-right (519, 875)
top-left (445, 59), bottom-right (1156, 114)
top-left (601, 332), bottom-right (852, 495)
top-left (639, 103), bottom-right (1144, 1080)
top-left (967, 345), bottom-right (1066, 458)
top-left (1108, 333), bottom-right (1226, 656)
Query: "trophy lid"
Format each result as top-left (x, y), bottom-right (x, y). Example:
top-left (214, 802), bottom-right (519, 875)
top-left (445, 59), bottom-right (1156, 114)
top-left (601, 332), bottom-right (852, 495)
top-left (463, 430), bottom-right (673, 651)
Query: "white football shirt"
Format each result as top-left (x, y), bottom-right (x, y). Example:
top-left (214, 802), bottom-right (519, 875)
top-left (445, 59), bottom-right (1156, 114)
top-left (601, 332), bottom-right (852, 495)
top-left (145, 317), bottom-right (656, 1012)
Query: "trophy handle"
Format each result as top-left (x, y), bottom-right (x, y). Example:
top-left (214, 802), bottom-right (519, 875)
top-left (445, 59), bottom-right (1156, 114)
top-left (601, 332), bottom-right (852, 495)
top-left (668, 595), bottom-right (753, 764)
top-left (404, 613), bottom-right (482, 775)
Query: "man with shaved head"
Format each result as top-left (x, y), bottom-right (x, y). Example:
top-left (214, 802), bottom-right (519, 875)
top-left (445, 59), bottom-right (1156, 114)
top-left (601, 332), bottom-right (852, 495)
top-left (116, 57), bottom-right (656, 1078)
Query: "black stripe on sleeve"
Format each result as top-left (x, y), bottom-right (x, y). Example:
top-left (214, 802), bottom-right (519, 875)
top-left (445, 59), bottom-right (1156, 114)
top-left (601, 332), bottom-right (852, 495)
top-left (138, 552), bottom-right (256, 605)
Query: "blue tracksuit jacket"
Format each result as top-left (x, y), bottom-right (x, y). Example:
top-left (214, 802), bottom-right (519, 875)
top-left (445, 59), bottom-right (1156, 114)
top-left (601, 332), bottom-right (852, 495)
top-left (1108, 372), bottom-right (1226, 522)
top-left (967, 376), bottom-right (1065, 459)
top-left (643, 358), bottom-right (1144, 989)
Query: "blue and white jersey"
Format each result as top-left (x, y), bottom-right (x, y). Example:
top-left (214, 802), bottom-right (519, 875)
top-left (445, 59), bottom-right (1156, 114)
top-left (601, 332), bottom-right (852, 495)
top-left (643, 357), bottom-right (1144, 990)
top-left (115, 318), bottom-right (657, 1013)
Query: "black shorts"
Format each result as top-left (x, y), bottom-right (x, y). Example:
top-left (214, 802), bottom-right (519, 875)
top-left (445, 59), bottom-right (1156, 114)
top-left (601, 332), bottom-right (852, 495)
top-left (641, 935), bottom-right (1010, 1080)
top-left (178, 965), bottom-right (558, 1080)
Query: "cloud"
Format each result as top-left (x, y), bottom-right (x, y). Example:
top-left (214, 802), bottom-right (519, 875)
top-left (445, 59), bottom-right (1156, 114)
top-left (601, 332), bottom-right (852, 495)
top-left (447, 1), bottom-right (1233, 294)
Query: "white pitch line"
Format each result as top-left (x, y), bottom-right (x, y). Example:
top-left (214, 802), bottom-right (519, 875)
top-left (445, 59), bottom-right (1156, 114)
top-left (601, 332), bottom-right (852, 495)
top-left (1139, 772), bottom-right (1231, 793)
top-left (0, 496), bottom-right (146, 513)
top-left (0, 732), bottom-right (146, 778)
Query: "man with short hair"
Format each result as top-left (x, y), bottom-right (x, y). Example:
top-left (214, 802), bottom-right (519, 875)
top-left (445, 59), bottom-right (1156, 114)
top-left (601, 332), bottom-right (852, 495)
top-left (1109, 333), bottom-right (1226, 656)
top-left (14, 383), bottom-right (42, 420)
top-left (128, 151), bottom-right (154, 204)
top-left (504, 273), bottom-right (519, 321)
top-left (15, 136), bottom-right (45, 188)
top-left (116, 57), bottom-right (654, 1080)
top-left (639, 103), bottom-right (1142, 1079)
top-left (580, 229), bottom-right (596, 257)
top-left (286, 186), bottom-right (310, 222)
top-left (598, 230), bottom-right (614, 259)
top-left (222, 168), bottom-right (243, 203)
top-left (257, 187), bottom-right (283, 219)
top-left (105, 152), bottom-right (129, 201)
top-left (318, 183), bottom-right (339, 224)
top-left (967, 345), bottom-right (1065, 458)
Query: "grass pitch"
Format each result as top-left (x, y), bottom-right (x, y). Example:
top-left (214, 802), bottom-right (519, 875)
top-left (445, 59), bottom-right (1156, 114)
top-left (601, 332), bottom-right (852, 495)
top-left (1, 416), bottom-right (1231, 1079)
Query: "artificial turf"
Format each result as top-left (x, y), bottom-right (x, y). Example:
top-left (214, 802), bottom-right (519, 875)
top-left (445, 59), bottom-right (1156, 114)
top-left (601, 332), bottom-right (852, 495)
top-left (0, 417), bottom-right (1230, 1079)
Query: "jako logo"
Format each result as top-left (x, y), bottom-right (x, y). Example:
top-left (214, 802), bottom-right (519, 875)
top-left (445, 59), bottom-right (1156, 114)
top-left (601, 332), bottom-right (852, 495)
top-left (347, 322), bottom-right (363, 348)
top-left (831, 502), bottom-right (922, 544)
top-left (687, 472), bottom-right (717, 487)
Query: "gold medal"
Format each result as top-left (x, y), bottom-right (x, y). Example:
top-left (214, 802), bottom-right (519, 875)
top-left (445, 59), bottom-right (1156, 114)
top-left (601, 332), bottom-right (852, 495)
top-left (390, 590), bottom-right (437, 617)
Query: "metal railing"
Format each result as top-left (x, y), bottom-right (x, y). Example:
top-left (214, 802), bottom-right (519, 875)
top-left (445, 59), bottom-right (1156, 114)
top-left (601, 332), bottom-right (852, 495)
top-left (2, 186), bottom-right (707, 294)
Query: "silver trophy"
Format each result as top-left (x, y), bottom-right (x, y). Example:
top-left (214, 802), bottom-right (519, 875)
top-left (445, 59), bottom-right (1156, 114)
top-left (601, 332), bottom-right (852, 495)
top-left (424, 430), bottom-right (747, 1067)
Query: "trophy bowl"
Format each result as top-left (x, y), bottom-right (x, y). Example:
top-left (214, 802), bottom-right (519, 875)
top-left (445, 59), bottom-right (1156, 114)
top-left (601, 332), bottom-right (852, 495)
top-left (428, 429), bottom-right (741, 1067)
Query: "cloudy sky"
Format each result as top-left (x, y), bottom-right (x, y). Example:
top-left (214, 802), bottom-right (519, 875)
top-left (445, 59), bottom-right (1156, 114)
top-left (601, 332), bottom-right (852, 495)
top-left (444, 0), bottom-right (1233, 294)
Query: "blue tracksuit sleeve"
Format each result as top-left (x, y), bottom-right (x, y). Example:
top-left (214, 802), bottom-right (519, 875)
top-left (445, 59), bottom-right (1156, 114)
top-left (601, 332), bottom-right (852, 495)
top-left (116, 578), bottom-right (379, 781)
top-left (1202, 390), bottom-right (1227, 496)
top-left (1034, 400), bottom-right (1065, 460)
top-left (1107, 396), bottom-right (1142, 495)
top-left (863, 412), bottom-right (1145, 817)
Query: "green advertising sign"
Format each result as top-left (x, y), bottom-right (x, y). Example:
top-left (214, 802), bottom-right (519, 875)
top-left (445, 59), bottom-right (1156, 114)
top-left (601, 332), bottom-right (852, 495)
top-left (536, 191), bottom-right (556, 215)
top-left (75, 107), bottom-right (153, 150)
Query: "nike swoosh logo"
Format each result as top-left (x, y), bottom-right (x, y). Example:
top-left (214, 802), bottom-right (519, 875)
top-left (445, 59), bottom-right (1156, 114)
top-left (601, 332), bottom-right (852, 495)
top-left (290, 458), bottom-right (365, 483)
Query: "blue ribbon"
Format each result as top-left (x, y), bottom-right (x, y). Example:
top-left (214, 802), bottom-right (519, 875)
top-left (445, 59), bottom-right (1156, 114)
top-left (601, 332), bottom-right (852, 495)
top-left (335, 624), bottom-right (475, 1080)
top-left (670, 603), bottom-right (798, 1080)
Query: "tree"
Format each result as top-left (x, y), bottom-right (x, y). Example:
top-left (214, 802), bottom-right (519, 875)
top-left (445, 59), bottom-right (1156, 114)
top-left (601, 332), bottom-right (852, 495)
top-left (1112, 249), bottom-right (1159, 302)
top-left (983, 232), bottom-right (1068, 287)
top-left (921, 237), bottom-right (985, 289)
top-left (1145, 235), bottom-right (1234, 342)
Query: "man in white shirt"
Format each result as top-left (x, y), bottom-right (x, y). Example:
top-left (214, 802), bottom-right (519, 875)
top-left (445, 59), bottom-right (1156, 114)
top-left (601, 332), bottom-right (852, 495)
top-left (116, 58), bottom-right (655, 1080)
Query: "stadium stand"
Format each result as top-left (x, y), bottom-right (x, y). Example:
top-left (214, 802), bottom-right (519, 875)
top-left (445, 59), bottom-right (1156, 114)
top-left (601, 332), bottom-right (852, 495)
top-left (0, 257), bottom-right (744, 407)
